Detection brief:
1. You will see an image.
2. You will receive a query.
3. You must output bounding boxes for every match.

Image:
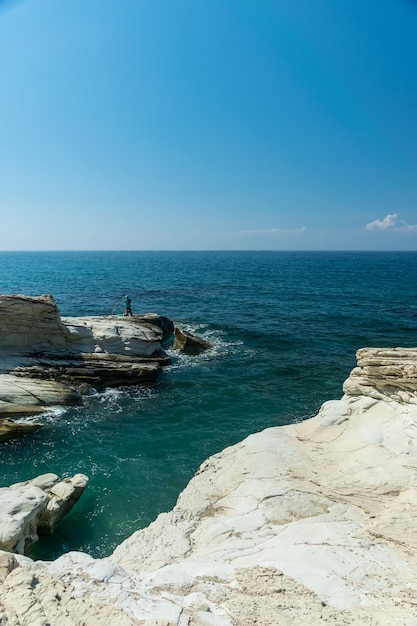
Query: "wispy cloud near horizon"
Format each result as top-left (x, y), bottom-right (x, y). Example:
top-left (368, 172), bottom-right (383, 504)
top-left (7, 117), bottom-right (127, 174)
top-left (236, 227), bottom-right (307, 236)
top-left (365, 214), bottom-right (417, 233)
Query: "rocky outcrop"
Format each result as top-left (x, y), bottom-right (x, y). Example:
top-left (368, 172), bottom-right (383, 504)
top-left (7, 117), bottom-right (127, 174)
top-left (0, 294), bottom-right (174, 430)
top-left (343, 346), bottom-right (417, 403)
top-left (0, 374), bottom-right (83, 416)
top-left (0, 294), bottom-right (68, 353)
top-left (1, 347), bottom-right (417, 624)
top-left (0, 418), bottom-right (43, 442)
top-left (0, 473), bottom-right (88, 555)
top-left (173, 327), bottom-right (212, 354)
top-left (0, 295), bottom-right (174, 356)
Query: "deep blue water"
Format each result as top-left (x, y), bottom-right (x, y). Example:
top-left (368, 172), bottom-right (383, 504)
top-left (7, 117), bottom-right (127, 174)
top-left (1, 251), bottom-right (417, 560)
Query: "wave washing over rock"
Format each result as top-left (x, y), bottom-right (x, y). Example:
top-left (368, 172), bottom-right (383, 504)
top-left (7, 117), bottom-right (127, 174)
top-left (2, 341), bottom-right (417, 624)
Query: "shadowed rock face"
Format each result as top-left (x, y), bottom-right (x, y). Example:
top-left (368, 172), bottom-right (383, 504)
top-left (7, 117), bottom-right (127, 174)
top-left (173, 327), bottom-right (212, 354)
top-left (0, 294), bottom-right (174, 430)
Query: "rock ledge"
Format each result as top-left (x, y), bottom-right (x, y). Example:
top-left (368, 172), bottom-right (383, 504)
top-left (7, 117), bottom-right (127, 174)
top-left (0, 294), bottom-right (175, 438)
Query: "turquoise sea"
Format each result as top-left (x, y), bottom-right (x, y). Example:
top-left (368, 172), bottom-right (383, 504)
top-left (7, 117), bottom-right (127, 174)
top-left (1, 251), bottom-right (417, 560)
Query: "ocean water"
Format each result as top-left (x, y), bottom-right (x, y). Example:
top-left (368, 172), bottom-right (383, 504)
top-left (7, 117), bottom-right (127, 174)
top-left (1, 250), bottom-right (417, 560)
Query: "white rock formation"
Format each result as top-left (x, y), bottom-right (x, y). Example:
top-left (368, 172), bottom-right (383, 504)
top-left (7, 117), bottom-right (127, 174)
top-left (0, 294), bottom-right (68, 353)
top-left (0, 294), bottom-right (169, 358)
top-left (0, 374), bottom-right (81, 415)
top-left (62, 316), bottom-right (163, 356)
top-left (2, 348), bottom-right (417, 624)
top-left (0, 294), bottom-right (174, 425)
top-left (0, 474), bottom-right (88, 555)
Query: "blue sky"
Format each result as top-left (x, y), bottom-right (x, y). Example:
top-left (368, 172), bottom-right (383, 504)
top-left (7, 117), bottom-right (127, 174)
top-left (0, 0), bottom-right (416, 250)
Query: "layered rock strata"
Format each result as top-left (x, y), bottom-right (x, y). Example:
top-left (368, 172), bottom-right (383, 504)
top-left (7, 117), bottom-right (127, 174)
top-left (344, 346), bottom-right (417, 403)
top-left (0, 418), bottom-right (43, 442)
top-left (0, 294), bottom-right (174, 433)
top-left (1, 347), bottom-right (417, 624)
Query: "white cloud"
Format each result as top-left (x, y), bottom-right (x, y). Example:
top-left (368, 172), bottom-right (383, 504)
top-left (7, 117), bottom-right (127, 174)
top-left (236, 226), bottom-right (307, 235)
top-left (365, 213), bottom-right (417, 233)
top-left (396, 223), bottom-right (417, 233)
top-left (365, 213), bottom-right (398, 230)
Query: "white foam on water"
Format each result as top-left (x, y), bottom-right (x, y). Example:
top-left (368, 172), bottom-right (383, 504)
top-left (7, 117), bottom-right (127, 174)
top-left (14, 406), bottom-right (68, 424)
top-left (81, 383), bottom-right (158, 416)
top-left (166, 323), bottom-right (243, 371)
top-left (97, 387), bottom-right (124, 401)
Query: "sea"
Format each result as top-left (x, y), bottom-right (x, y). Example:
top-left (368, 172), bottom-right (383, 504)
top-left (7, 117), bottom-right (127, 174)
top-left (1, 250), bottom-right (417, 561)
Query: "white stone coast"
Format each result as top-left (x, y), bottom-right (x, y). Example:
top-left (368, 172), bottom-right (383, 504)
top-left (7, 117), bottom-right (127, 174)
top-left (0, 294), bottom-right (174, 437)
top-left (1, 347), bottom-right (417, 624)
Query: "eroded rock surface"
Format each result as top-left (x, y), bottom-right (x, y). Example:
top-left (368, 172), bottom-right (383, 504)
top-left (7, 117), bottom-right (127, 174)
top-left (1, 347), bottom-right (417, 624)
top-left (0, 418), bottom-right (43, 442)
top-left (0, 294), bottom-right (174, 427)
top-left (0, 473), bottom-right (88, 555)
top-left (344, 346), bottom-right (417, 403)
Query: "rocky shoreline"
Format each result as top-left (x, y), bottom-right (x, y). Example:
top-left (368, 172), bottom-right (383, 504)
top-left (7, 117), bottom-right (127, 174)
top-left (0, 294), bottom-right (177, 440)
top-left (1, 294), bottom-right (417, 624)
top-left (0, 293), bottom-right (214, 561)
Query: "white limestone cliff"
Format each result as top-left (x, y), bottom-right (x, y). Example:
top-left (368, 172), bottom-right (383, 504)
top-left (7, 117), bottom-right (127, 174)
top-left (0, 294), bottom-right (167, 356)
top-left (2, 347), bottom-right (417, 624)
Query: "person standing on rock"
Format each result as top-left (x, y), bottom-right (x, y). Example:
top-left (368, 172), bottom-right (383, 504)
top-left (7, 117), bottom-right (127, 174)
top-left (124, 295), bottom-right (133, 316)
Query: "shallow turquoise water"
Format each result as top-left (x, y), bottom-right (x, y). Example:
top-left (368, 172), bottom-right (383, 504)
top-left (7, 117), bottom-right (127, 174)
top-left (1, 251), bottom-right (417, 559)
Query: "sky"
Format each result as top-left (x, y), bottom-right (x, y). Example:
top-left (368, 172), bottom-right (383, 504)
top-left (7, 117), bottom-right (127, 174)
top-left (0, 0), bottom-right (416, 251)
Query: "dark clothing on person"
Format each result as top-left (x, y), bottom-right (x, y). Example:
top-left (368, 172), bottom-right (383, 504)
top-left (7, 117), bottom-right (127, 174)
top-left (124, 296), bottom-right (133, 316)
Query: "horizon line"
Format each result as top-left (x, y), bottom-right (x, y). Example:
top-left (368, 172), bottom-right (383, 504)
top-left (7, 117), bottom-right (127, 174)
top-left (0, 249), bottom-right (416, 254)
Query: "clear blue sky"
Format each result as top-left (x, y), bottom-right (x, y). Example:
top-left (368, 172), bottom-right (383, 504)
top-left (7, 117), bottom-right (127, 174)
top-left (1, 0), bottom-right (416, 250)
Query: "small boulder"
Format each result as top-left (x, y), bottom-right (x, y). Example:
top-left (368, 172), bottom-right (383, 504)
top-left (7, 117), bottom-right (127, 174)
top-left (173, 328), bottom-right (212, 355)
